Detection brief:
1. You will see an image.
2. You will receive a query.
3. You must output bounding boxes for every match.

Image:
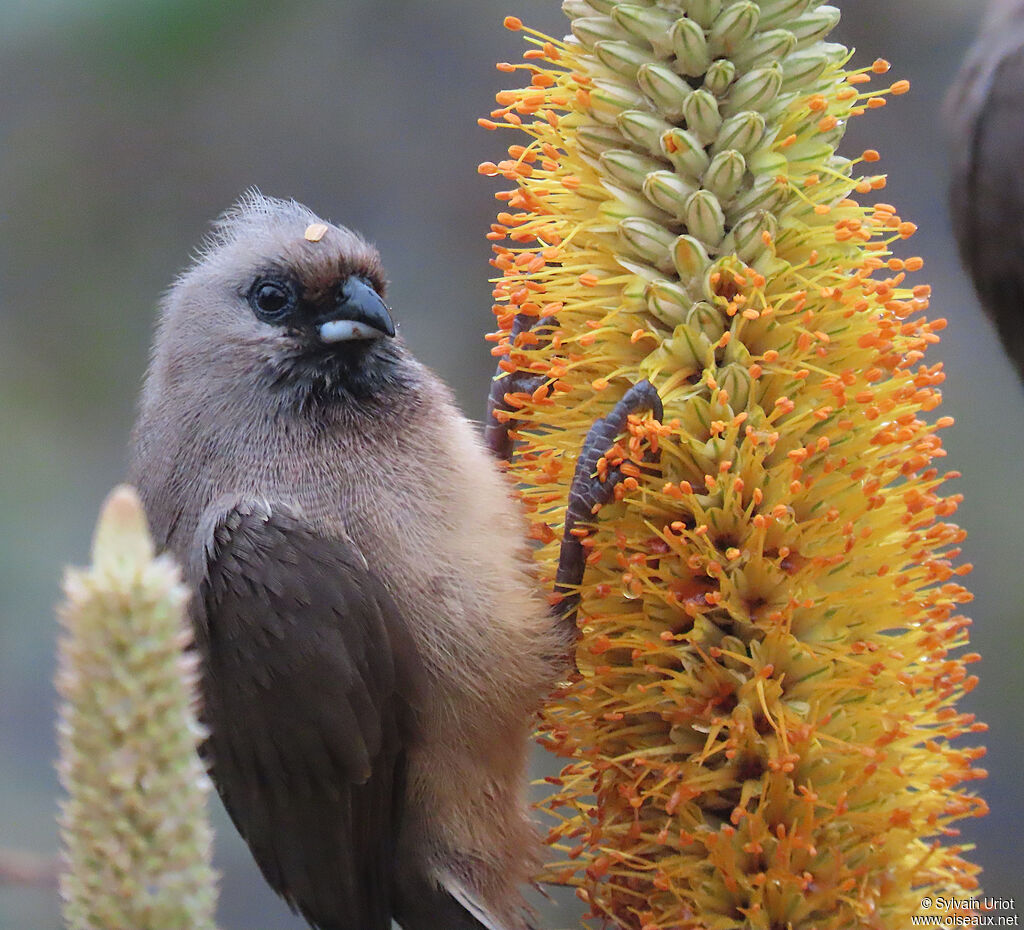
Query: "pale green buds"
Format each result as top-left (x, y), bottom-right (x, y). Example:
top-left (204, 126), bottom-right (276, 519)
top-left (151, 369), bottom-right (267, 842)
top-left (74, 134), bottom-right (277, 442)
top-left (562, 0), bottom-right (594, 18)
top-left (758, 0), bottom-right (816, 30)
top-left (703, 58), bottom-right (737, 97)
top-left (791, 6), bottom-right (842, 47)
top-left (685, 189), bottom-right (726, 246)
top-left (747, 148), bottom-right (789, 177)
top-left (717, 362), bottom-right (753, 409)
top-left (666, 323), bottom-right (714, 369)
top-left (672, 233), bottom-right (712, 280)
top-left (637, 63), bottom-right (693, 121)
top-left (703, 149), bottom-right (746, 203)
top-left (612, 4), bottom-right (676, 53)
top-left (724, 62), bottom-right (783, 116)
top-left (643, 170), bottom-right (698, 219)
top-left (685, 0), bottom-right (724, 30)
top-left (781, 48), bottom-right (832, 91)
top-left (558, 0), bottom-right (849, 345)
top-left (712, 110), bottom-right (766, 156)
top-left (641, 322), bottom-right (712, 375)
top-left (571, 16), bottom-right (625, 49)
top-left (645, 278), bottom-right (691, 326)
top-left (709, 2), bottom-right (760, 58)
top-left (661, 127), bottom-right (710, 178)
top-left (724, 209), bottom-right (779, 262)
top-left (731, 173), bottom-right (788, 216)
top-left (681, 89), bottom-right (723, 144)
top-left (686, 300), bottom-right (727, 341)
top-left (618, 109), bottom-right (674, 156)
top-left (595, 39), bottom-right (650, 79)
top-left (601, 148), bottom-right (668, 189)
top-left (589, 77), bottom-right (648, 124)
top-left (618, 216), bottom-right (676, 272)
top-left (732, 28), bottom-right (797, 70)
top-left (671, 17), bottom-right (711, 77)
top-left (577, 122), bottom-right (627, 157)
top-left (599, 183), bottom-right (671, 222)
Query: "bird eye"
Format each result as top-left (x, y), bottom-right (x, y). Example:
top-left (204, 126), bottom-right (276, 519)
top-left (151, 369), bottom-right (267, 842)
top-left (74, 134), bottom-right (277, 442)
top-left (248, 278), bottom-right (295, 322)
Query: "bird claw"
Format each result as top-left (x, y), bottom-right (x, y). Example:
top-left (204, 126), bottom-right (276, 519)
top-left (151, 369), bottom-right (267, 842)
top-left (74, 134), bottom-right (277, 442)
top-left (485, 315), bottom-right (559, 461)
top-left (554, 380), bottom-right (663, 643)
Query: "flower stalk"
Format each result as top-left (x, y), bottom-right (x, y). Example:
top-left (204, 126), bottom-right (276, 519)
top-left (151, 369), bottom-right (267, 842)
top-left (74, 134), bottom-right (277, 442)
top-left (56, 485), bottom-right (217, 930)
top-left (481, 2), bottom-right (987, 927)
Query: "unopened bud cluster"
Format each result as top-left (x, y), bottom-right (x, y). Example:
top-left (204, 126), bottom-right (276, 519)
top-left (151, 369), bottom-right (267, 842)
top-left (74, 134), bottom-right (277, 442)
top-left (56, 486), bottom-right (217, 930)
top-left (567, 0), bottom-right (846, 374)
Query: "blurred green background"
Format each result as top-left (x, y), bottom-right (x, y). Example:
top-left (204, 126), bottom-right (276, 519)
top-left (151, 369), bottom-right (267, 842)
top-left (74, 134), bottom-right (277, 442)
top-left (1, 0), bottom-right (1020, 927)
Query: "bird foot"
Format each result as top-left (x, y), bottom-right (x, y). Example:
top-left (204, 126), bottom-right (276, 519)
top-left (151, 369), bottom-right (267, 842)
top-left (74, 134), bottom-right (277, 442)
top-left (553, 380), bottom-right (664, 641)
top-left (485, 315), bottom-right (559, 461)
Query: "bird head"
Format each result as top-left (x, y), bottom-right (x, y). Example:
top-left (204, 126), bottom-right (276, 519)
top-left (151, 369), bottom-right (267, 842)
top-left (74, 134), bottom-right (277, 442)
top-left (158, 192), bottom-right (410, 408)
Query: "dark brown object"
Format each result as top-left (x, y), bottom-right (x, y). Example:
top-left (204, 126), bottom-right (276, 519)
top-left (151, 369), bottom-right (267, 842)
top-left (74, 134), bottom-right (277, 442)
top-left (948, 0), bottom-right (1024, 377)
top-left (130, 193), bottom-right (567, 930)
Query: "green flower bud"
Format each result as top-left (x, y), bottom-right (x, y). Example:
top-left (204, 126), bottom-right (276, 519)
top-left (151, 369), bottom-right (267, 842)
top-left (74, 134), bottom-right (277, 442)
top-left (584, 0), bottom-right (621, 13)
top-left (589, 77), bottom-right (649, 124)
top-left (571, 16), bottom-right (627, 49)
top-left (702, 149), bottom-right (746, 204)
top-left (577, 122), bottom-right (628, 157)
top-left (723, 333), bottom-right (753, 366)
top-left (595, 39), bottom-right (651, 79)
top-left (709, 1), bottom-right (760, 58)
top-left (599, 182), bottom-right (672, 222)
top-left (758, 0), bottom-right (815, 30)
top-left (670, 16), bottom-right (711, 77)
top-left (723, 63), bottom-right (783, 116)
top-left (645, 278), bottom-right (691, 326)
top-left (665, 323), bottom-right (714, 369)
top-left (601, 148), bottom-right (669, 190)
top-left (781, 48), bottom-right (832, 91)
top-left (685, 189), bottom-right (726, 246)
top-left (723, 208), bottom-right (778, 262)
top-left (617, 109), bottom-right (675, 155)
top-left (643, 170), bottom-right (698, 219)
top-left (672, 233), bottom-right (712, 281)
top-left (612, 4), bottom-right (677, 53)
top-left (790, 5), bottom-right (842, 47)
top-left (703, 58), bottom-right (737, 97)
top-left (686, 300), bottom-right (727, 341)
top-left (747, 148), bottom-right (789, 177)
top-left (637, 62), bottom-right (693, 121)
top-left (783, 138), bottom-right (833, 172)
top-left (730, 173), bottom-right (788, 216)
top-left (717, 361), bottom-right (753, 409)
top-left (681, 89), bottom-right (723, 144)
top-left (661, 127), bottom-right (710, 178)
top-left (618, 216), bottom-right (677, 272)
top-left (562, 0), bottom-right (595, 18)
top-left (711, 110), bottom-right (767, 156)
top-left (731, 28), bottom-right (797, 70)
top-left (684, 0), bottom-right (723, 30)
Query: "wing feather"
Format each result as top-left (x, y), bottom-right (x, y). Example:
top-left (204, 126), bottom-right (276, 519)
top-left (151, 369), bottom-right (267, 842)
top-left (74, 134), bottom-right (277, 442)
top-left (194, 499), bottom-right (423, 930)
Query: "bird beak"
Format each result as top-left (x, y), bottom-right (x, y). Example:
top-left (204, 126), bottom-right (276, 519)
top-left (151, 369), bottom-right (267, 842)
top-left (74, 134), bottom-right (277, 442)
top-left (318, 277), bottom-right (396, 343)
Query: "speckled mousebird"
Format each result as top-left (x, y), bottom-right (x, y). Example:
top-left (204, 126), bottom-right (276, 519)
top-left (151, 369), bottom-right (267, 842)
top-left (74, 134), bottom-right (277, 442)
top-left (129, 192), bottom-right (570, 930)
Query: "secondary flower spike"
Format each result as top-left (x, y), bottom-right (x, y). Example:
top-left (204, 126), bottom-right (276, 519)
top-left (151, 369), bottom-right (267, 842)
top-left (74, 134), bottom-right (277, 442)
top-left (482, 3), bottom-right (987, 928)
top-left (56, 486), bottom-right (217, 930)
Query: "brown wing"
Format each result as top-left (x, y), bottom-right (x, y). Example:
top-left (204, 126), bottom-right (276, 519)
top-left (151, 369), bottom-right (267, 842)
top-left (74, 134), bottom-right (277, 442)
top-left (194, 500), bottom-right (423, 930)
top-left (949, 23), bottom-right (1024, 376)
